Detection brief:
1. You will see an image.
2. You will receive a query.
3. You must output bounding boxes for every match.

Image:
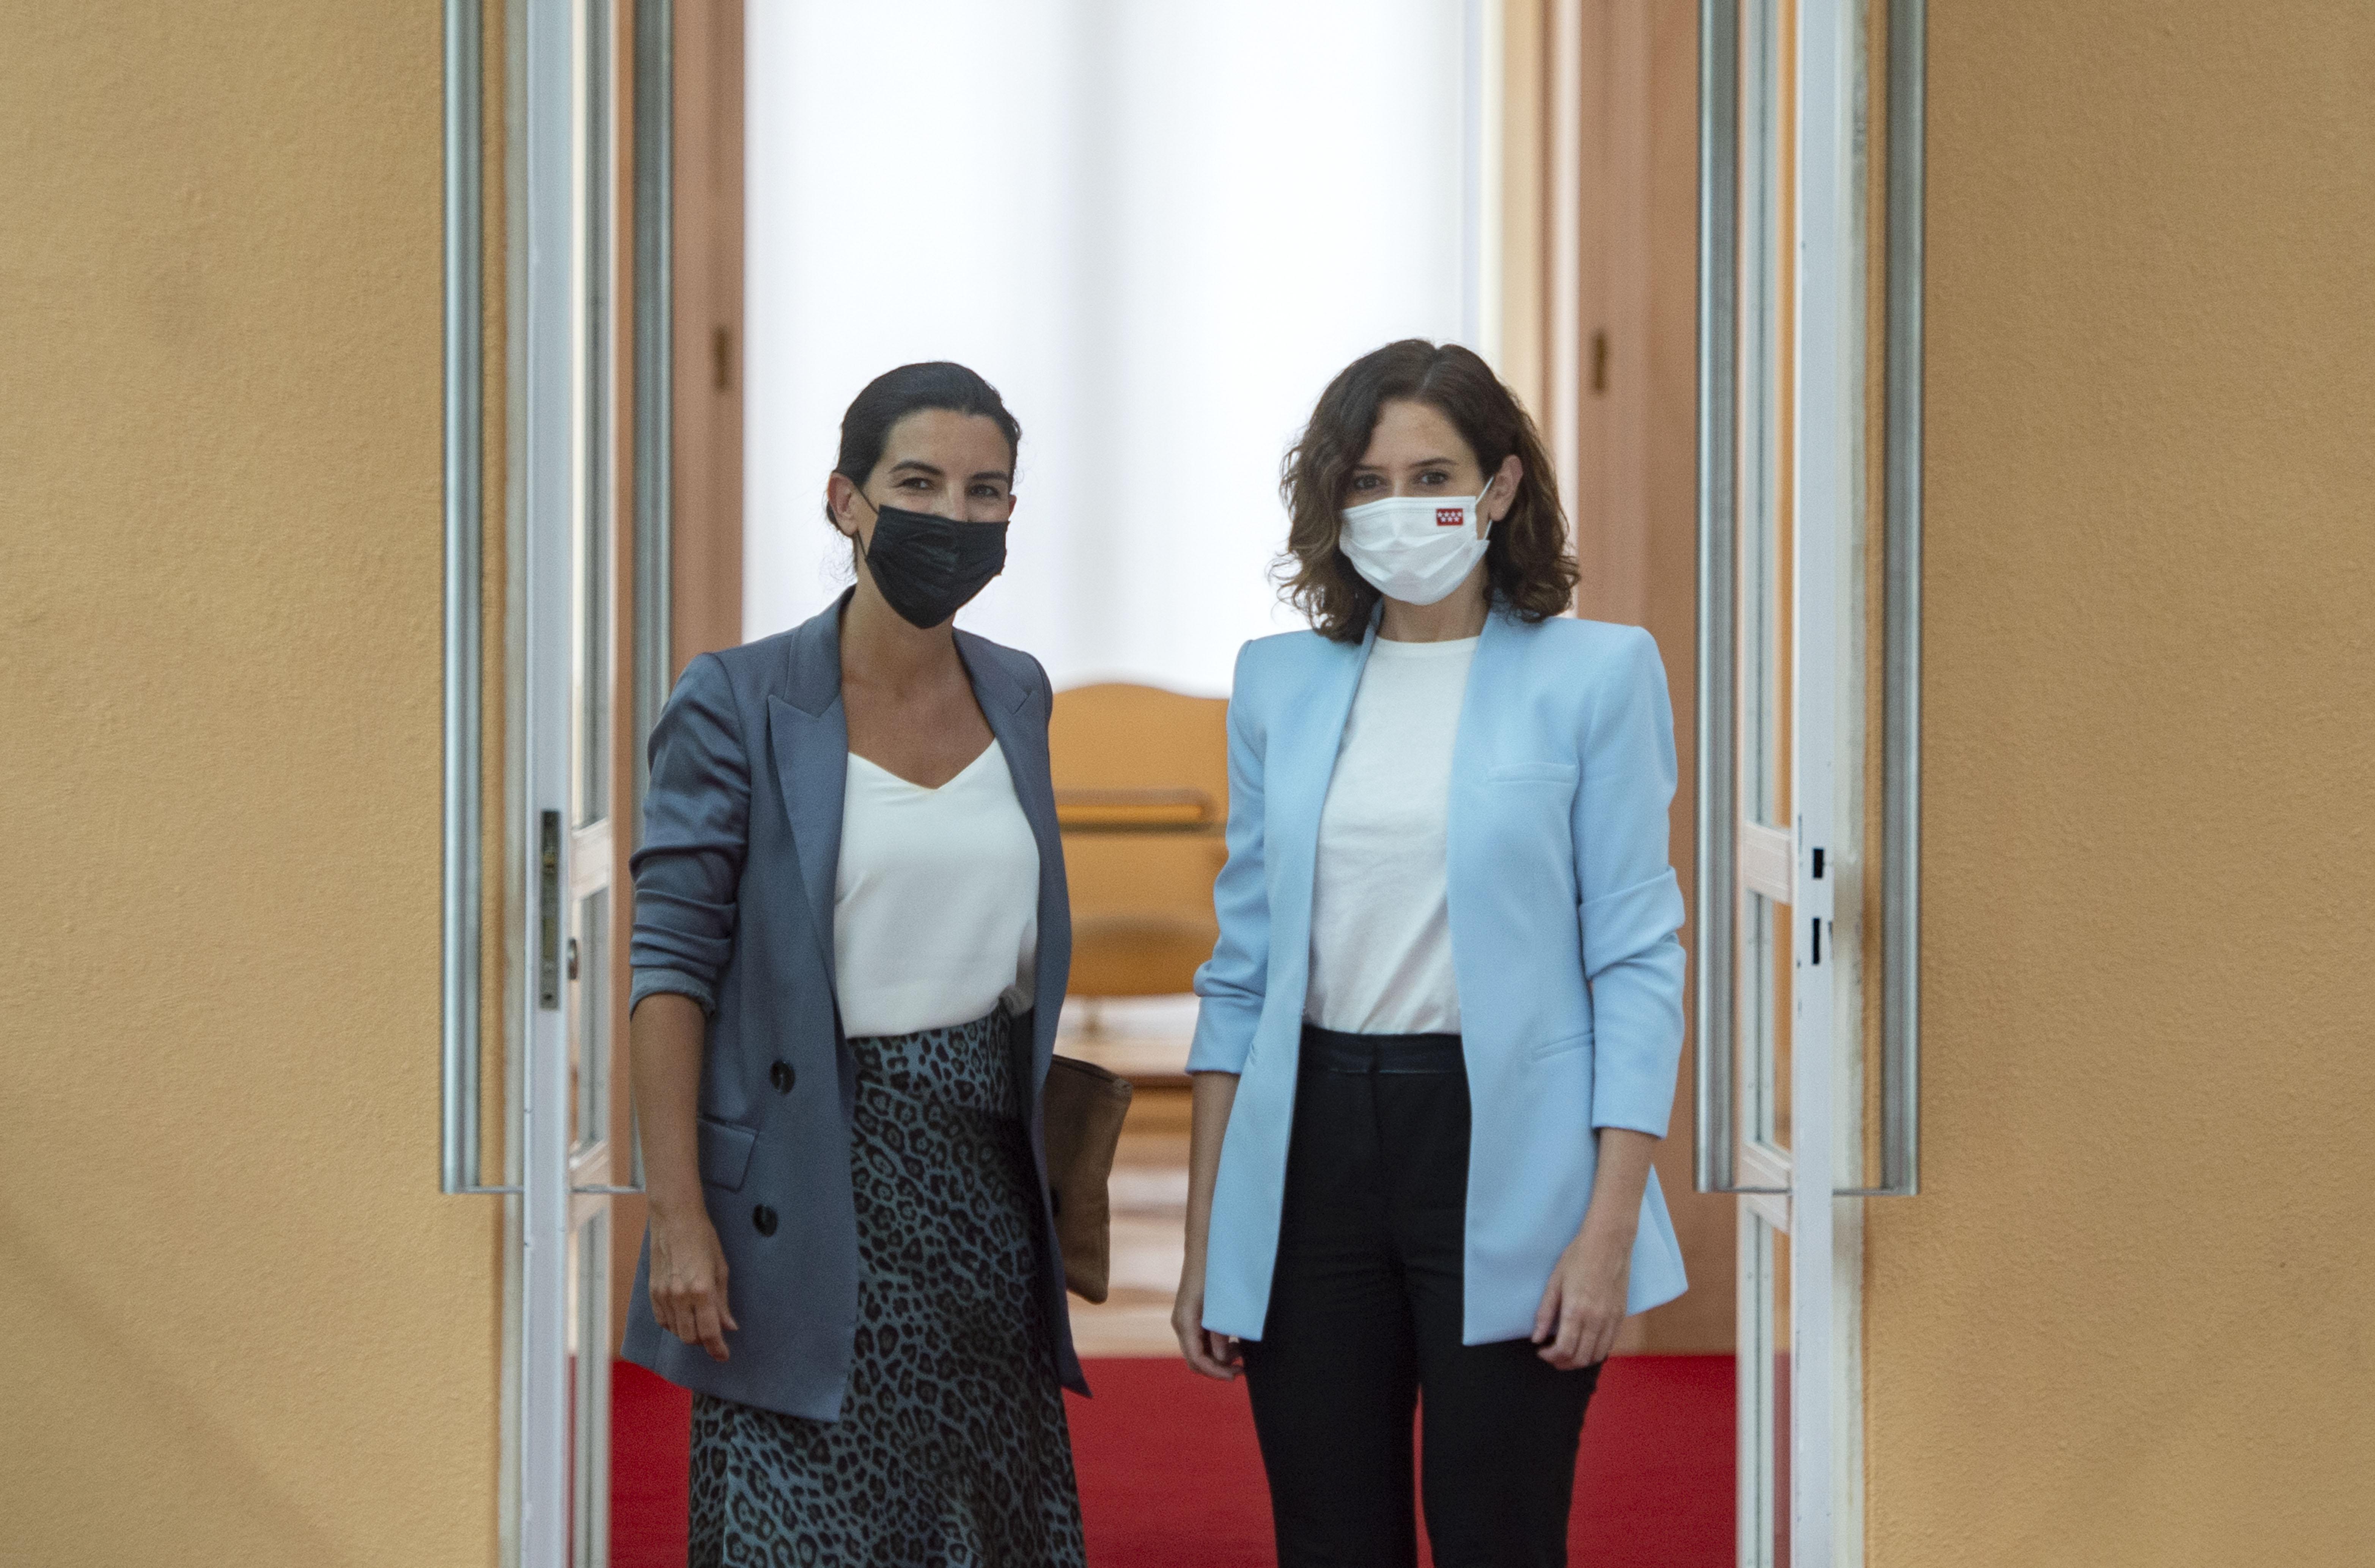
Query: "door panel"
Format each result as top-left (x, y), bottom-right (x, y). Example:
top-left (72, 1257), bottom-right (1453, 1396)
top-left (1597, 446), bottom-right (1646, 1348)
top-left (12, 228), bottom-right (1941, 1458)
top-left (447, 1), bottom-right (700, 1561)
top-left (1698, 0), bottom-right (1901, 1562)
top-left (524, 0), bottom-right (640, 1562)
top-left (1738, 1213), bottom-right (1791, 1566)
top-left (1699, 1), bottom-right (1923, 1563)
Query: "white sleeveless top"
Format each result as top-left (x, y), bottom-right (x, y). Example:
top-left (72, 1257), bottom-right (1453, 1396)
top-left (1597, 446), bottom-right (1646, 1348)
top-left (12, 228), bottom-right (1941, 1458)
top-left (1305, 634), bottom-right (1477, 1035)
top-left (832, 742), bottom-right (1040, 1039)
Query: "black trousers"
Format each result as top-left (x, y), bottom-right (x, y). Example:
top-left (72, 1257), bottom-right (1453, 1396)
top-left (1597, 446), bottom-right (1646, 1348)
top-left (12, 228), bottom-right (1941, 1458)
top-left (1240, 1026), bottom-right (1601, 1568)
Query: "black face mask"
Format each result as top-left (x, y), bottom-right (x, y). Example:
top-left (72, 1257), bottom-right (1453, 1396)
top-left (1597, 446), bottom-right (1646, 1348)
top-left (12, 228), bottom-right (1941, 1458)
top-left (857, 500), bottom-right (1009, 629)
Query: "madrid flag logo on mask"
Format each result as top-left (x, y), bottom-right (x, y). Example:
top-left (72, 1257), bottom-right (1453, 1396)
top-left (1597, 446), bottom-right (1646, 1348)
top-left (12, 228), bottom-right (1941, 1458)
top-left (1338, 482), bottom-right (1497, 606)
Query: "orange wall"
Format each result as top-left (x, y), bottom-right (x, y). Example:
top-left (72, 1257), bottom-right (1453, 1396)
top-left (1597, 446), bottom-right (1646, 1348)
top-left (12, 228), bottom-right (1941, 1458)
top-left (1868, 2), bottom-right (2375, 1561)
top-left (0, 6), bottom-right (502, 1564)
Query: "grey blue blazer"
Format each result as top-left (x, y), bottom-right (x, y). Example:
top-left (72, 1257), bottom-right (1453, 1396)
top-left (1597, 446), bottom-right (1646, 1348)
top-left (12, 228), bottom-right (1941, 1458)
top-left (621, 591), bottom-right (1084, 1419)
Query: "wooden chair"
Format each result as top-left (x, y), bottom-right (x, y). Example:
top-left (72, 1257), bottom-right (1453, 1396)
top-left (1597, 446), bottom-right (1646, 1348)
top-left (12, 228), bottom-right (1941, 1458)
top-left (1047, 683), bottom-right (1229, 1012)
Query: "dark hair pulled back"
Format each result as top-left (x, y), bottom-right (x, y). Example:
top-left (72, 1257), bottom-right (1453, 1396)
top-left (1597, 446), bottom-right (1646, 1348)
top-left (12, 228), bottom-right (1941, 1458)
top-left (824, 360), bottom-right (1022, 528)
top-left (1277, 339), bottom-right (1576, 640)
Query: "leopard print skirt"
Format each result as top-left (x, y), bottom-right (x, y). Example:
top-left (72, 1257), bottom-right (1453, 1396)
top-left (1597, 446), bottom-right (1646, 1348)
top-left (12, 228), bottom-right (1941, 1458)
top-left (687, 1008), bottom-right (1087, 1567)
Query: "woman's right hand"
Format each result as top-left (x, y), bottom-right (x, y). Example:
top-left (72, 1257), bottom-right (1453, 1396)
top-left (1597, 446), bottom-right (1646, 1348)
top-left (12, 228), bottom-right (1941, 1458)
top-left (648, 1200), bottom-right (739, 1362)
top-left (1175, 1072), bottom-right (1244, 1381)
top-left (1172, 1270), bottom-right (1242, 1381)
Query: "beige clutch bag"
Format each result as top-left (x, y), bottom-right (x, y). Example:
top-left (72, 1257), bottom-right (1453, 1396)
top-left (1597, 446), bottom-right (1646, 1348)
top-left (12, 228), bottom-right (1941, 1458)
top-left (1041, 1054), bottom-right (1135, 1302)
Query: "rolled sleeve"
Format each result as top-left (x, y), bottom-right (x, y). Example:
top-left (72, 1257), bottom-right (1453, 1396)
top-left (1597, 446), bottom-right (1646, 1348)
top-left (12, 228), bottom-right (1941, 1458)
top-left (1187, 649), bottom-right (1269, 1076)
top-left (628, 653), bottom-right (750, 1015)
top-left (629, 966), bottom-right (716, 1018)
top-left (1574, 628), bottom-right (1688, 1138)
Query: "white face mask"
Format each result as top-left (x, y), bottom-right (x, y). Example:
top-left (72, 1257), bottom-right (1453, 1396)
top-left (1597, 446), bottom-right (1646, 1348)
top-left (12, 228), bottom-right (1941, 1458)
top-left (1337, 480), bottom-right (1496, 606)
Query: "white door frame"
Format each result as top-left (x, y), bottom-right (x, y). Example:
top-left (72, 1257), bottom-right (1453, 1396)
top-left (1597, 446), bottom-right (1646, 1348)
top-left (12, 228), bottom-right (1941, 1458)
top-left (446, 0), bottom-right (671, 1560)
top-left (517, 0), bottom-right (580, 1556)
top-left (1790, 0), bottom-right (1860, 1558)
top-left (1695, 0), bottom-right (1924, 1564)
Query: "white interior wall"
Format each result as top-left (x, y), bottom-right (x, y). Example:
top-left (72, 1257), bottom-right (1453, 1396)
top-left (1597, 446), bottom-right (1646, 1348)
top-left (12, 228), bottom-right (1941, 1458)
top-left (745, 0), bottom-right (1476, 694)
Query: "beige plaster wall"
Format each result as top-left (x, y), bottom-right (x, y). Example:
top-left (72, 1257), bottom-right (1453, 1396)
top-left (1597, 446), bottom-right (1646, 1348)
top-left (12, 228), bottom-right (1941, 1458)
top-left (1868, 3), bottom-right (2375, 1562)
top-left (0, 5), bottom-right (502, 1563)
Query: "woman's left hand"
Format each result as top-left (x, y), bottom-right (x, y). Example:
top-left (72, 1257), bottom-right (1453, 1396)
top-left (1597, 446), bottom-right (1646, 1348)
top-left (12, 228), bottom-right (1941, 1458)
top-left (1531, 1126), bottom-right (1656, 1369)
top-left (1531, 1222), bottom-right (1635, 1370)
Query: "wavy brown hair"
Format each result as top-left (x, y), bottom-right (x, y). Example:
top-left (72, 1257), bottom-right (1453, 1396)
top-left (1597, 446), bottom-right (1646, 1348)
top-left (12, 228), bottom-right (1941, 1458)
top-left (1277, 339), bottom-right (1577, 641)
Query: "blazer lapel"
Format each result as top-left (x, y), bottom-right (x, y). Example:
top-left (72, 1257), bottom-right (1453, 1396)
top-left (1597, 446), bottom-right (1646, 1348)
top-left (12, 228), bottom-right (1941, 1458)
top-left (1444, 605), bottom-right (1521, 905)
top-left (955, 632), bottom-right (1053, 853)
top-left (957, 637), bottom-right (1056, 856)
top-left (954, 632), bottom-right (1066, 1093)
top-left (768, 595), bottom-right (852, 990)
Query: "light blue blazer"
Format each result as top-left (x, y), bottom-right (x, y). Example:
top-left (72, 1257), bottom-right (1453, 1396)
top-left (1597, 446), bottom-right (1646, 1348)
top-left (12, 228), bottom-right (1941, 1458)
top-left (1189, 604), bottom-right (1691, 1345)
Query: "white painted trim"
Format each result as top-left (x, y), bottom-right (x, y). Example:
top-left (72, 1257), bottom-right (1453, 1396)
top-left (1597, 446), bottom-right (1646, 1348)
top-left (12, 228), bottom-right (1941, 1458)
top-left (568, 817), bottom-right (612, 899)
top-left (1710, 0), bottom-right (1881, 1557)
top-left (1478, 0), bottom-right (1505, 366)
top-left (443, 0), bottom-right (495, 1199)
top-left (568, 1139), bottom-right (614, 1193)
top-left (519, 0), bottom-right (576, 1561)
top-left (573, 1208), bottom-right (615, 1566)
top-left (1792, 0), bottom-right (1865, 1560)
top-left (499, 0), bottom-right (532, 1556)
top-left (1740, 819), bottom-right (1794, 905)
top-left (1693, 0), bottom-right (1743, 1202)
top-left (1736, 1210), bottom-right (1778, 1568)
top-left (1739, 1139), bottom-right (1794, 1231)
top-left (1463, 0), bottom-right (1504, 362)
top-left (1833, 1194), bottom-right (1867, 1567)
top-left (1546, 0), bottom-right (1583, 515)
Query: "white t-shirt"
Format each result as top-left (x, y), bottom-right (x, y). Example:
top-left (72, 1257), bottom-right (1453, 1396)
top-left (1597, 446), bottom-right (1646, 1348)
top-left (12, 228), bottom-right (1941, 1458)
top-left (1305, 635), bottom-right (1477, 1035)
top-left (833, 742), bottom-right (1039, 1039)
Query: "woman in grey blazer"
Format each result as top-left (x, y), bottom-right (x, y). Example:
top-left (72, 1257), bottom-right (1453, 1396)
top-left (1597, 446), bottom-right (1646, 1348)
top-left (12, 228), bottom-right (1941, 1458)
top-left (623, 362), bottom-right (1086, 1564)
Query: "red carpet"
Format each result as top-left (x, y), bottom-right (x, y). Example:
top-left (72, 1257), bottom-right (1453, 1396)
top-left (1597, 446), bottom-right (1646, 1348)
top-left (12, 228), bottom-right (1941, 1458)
top-left (612, 1360), bottom-right (692, 1566)
top-left (612, 1354), bottom-right (1732, 1566)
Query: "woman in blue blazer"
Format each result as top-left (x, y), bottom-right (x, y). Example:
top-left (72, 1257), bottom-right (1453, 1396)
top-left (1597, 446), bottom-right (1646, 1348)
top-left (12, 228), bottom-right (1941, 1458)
top-left (1172, 340), bottom-right (1689, 1567)
top-left (627, 363), bottom-right (1086, 1563)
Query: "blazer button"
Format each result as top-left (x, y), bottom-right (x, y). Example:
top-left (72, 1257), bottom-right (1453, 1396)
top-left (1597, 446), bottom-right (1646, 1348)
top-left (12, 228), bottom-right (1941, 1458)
top-left (770, 1061), bottom-right (794, 1094)
top-left (752, 1205), bottom-right (777, 1237)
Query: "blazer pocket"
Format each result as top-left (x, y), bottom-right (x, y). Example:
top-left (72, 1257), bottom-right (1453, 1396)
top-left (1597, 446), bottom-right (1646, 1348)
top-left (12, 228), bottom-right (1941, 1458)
top-left (1488, 761), bottom-right (1580, 786)
top-left (1533, 1029), bottom-right (1592, 1061)
top-left (697, 1116), bottom-right (759, 1192)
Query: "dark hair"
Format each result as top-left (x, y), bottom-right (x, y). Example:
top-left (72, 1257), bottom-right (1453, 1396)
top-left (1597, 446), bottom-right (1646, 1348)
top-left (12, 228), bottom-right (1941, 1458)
top-left (1277, 339), bottom-right (1577, 640)
top-left (823, 360), bottom-right (1022, 528)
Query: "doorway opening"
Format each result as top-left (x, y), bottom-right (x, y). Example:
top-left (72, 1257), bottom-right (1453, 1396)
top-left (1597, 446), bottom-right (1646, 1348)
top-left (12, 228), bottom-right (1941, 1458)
top-left (444, 2), bottom-right (1923, 1562)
